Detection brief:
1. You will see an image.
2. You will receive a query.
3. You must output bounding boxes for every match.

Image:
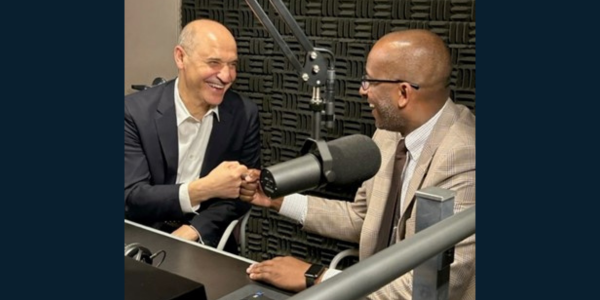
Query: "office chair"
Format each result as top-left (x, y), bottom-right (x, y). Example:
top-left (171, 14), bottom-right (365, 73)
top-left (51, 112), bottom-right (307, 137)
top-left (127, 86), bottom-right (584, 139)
top-left (216, 210), bottom-right (251, 254)
top-left (329, 248), bottom-right (359, 270)
top-left (131, 77), bottom-right (167, 91)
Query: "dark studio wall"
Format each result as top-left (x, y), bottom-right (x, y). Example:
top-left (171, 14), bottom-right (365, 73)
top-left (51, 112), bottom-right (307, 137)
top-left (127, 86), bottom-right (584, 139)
top-left (182, 0), bottom-right (476, 266)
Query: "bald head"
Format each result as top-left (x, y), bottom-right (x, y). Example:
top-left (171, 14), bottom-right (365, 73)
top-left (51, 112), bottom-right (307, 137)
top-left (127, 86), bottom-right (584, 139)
top-left (370, 30), bottom-right (451, 92)
top-left (174, 19), bottom-right (238, 113)
top-left (178, 19), bottom-right (236, 52)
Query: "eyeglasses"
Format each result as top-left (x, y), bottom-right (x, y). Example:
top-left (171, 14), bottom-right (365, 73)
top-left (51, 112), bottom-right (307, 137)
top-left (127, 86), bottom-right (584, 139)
top-left (361, 75), bottom-right (420, 90)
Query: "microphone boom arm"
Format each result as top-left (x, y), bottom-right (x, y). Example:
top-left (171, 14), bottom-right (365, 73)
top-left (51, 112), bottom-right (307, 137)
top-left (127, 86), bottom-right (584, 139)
top-left (245, 0), bottom-right (335, 139)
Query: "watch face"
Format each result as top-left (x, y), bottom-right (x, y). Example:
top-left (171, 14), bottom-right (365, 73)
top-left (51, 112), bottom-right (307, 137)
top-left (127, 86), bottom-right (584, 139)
top-left (305, 264), bottom-right (324, 288)
top-left (305, 264), bottom-right (324, 278)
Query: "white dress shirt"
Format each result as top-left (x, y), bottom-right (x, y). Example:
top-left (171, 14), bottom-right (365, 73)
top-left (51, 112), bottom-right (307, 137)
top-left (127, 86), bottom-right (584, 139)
top-left (173, 78), bottom-right (220, 215)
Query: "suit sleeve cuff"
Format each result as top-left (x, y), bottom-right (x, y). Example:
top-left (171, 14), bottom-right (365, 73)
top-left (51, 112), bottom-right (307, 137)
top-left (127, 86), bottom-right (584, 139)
top-left (188, 225), bottom-right (204, 244)
top-left (321, 268), bottom-right (342, 282)
top-left (179, 183), bottom-right (200, 214)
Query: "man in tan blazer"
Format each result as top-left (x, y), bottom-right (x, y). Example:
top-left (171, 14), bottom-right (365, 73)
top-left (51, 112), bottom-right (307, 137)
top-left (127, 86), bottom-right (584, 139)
top-left (242, 29), bottom-right (475, 299)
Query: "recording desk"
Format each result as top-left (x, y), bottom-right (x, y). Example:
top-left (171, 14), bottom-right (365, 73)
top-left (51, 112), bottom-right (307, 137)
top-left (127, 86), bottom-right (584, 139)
top-left (125, 220), bottom-right (292, 300)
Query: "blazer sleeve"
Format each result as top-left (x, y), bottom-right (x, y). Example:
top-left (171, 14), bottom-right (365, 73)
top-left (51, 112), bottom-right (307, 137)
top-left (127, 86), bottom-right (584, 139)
top-left (189, 95), bottom-right (260, 247)
top-left (302, 181), bottom-right (369, 244)
top-left (302, 129), bottom-right (388, 243)
top-left (124, 102), bottom-right (183, 223)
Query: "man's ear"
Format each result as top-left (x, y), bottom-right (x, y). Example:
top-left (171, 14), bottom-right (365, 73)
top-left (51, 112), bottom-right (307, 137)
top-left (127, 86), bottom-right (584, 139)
top-left (174, 46), bottom-right (185, 69)
top-left (397, 83), bottom-right (410, 108)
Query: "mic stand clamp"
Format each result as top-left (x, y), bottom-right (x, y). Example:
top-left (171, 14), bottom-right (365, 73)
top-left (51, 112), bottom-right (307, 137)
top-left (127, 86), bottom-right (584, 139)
top-left (301, 138), bottom-right (335, 184)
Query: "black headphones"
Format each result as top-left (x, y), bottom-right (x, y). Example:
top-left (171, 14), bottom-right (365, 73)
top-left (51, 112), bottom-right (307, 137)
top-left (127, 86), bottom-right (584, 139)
top-left (124, 243), bottom-right (154, 265)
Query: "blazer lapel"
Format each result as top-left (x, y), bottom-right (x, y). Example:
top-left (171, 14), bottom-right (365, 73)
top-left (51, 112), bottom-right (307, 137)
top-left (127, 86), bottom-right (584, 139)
top-left (201, 102), bottom-right (233, 176)
top-left (155, 83), bottom-right (179, 183)
top-left (357, 130), bottom-right (404, 257)
top-left (400, 99), bottom-right (460, 219)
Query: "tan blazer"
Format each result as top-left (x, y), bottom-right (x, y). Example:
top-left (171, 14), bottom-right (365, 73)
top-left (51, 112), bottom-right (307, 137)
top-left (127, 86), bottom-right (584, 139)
top-left (304, 99), bottom-right (476, 300)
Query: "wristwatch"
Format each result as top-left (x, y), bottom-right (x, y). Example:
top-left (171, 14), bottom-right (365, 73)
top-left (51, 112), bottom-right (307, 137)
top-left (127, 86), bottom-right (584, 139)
top-left (304, 264), bottom-right (326, 288)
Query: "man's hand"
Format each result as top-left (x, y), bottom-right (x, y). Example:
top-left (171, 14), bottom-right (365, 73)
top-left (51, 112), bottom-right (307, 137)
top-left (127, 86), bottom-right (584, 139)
top-left (171, 224), bottom-right (200, 241)
top-left (240, 169), bottom-right (260, 202)
top-left (239, 169), bottom-right (284, 211)
top-left (189, 161), bottom-right (248, 204)
top-left (239, 169), bottom-right (270, 206)
top-left (246, 256), bottom-right (314, 292)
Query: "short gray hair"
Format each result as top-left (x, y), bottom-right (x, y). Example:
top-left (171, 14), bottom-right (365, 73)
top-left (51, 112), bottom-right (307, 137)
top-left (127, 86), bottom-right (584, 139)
top-left (178, 25), bottom-right (196, 51)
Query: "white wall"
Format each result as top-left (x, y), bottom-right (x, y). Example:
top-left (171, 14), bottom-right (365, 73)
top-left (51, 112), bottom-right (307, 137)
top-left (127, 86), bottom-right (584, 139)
top-left (124, 0), bottom-right (181, 95)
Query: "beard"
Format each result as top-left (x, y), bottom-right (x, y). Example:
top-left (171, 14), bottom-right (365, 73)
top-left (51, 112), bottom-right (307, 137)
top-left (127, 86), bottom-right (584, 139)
top-left (374, 95), bottom-right (404, 132)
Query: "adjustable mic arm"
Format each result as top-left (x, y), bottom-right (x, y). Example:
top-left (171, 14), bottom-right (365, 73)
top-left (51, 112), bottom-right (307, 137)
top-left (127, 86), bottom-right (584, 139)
top-left (245, 0), bottom-right (335, 139)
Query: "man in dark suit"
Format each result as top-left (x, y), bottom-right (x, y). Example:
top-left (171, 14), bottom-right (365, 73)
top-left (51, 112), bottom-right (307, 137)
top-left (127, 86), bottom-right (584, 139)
top-left (124, 19), bottom-right (260, 253)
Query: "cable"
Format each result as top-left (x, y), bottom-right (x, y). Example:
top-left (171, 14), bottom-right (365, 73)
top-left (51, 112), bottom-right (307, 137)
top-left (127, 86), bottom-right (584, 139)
top-left (150, 249), bottom-right (167, 267)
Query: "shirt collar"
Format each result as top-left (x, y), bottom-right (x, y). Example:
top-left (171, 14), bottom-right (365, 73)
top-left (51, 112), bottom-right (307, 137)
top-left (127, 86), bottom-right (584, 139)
top-left (404, 100), bottom-right (448, 161)
top-left (174, 77), bottom-right (220, 126)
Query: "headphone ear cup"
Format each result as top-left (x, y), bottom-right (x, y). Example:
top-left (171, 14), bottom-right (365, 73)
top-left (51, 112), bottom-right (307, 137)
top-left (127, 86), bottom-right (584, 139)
top-left (139, 246), bottom-right (153, 264)
top-left (124, 243), bottom-right (142, 257)
top-left (125, 243), bottom-right (153, 265)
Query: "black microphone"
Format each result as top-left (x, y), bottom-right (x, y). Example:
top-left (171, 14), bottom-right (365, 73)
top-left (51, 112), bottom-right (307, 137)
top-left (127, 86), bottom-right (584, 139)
top-left (260, 134), bottom-right (382, 198)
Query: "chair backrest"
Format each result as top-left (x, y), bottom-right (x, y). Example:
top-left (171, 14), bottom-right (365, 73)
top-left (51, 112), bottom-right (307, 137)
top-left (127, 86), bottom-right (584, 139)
top-left (236, 210), bottom-right (252, 256)
top-left (131, 77), bottom-right (167, 91)
top-left (216, 210), bottom-right (251, 255)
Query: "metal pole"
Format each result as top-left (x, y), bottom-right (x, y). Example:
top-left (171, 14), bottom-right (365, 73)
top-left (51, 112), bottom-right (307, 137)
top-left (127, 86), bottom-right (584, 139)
top-left (288, 206), bottom-right (475, 300)
top-left (413, 187), bottom-right (456, 300)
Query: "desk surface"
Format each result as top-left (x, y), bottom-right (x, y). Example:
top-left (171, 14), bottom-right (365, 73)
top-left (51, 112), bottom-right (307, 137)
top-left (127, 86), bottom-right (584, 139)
top-left (124, 220), bottom-right (291, 300)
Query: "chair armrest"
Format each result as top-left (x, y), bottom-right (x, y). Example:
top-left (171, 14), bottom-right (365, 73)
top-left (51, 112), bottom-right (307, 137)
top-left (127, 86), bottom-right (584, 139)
top-left (329, 248), bottom-right (359, 270)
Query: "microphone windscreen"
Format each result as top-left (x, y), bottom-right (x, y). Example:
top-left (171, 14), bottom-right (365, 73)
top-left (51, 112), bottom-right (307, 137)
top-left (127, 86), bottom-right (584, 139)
top-left (326, 134), bottom-right (381, 185)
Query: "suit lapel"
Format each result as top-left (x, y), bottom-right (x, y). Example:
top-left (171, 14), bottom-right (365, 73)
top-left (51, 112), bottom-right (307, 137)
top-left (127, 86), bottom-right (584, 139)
top-left (400, 99), bottom-right (460, 218)
top-left (155, 83), bottom-right (179, 183)
top-left (201, 99), bottom-right (233, 176)
top-left (361, 131), bottom-right (401, 257)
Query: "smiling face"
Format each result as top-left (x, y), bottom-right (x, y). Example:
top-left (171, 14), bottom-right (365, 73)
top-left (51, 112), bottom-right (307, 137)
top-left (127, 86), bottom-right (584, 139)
top-left (366, 85), bottom-right (405, 132)
top-left (175, 20), bottom-right (238, 108)
top-left (360, 47), bottom-right (406, 132)
top-left (360, 30), bottom-right (452, 135)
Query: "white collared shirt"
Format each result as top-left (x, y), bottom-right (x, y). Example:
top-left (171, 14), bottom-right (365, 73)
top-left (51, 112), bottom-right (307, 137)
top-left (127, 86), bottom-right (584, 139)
top-left (174, 78), bottom-right (220, 214)
top-left (399, 100), bottom-right (445, 212)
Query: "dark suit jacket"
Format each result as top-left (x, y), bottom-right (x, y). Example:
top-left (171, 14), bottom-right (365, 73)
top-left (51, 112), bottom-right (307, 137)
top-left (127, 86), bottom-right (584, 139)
top-left (124, 79), bottom-right (261, 247)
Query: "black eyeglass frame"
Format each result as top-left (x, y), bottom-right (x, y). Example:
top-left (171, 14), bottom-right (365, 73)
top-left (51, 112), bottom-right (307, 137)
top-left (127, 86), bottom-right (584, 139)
top-left (361, 75), bottom-right (420, 90)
